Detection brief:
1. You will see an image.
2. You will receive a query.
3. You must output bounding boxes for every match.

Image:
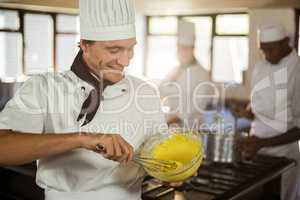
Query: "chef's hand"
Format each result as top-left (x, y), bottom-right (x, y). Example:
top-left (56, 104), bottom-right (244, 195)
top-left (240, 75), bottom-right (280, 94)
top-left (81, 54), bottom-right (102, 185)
top-left (238, 135), bottom-right (263, 159)
top-left (79, 132), bottom-right (134, 164)
top-left (230, 103), bottom-right (253, 119)
top-left (167, 115), bottom-right (182, 126)
top-left (157, 172), bottom-right (198, 187)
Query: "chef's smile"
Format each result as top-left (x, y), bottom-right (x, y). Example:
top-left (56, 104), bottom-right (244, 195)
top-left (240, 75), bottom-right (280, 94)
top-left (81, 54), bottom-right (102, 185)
top-left (80, 38), bottom-right (136, 83)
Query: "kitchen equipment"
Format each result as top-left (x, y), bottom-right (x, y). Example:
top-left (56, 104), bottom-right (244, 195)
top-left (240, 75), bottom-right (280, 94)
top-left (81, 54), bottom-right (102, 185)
top-left (203, 131), bottom-right (241, 163)
top-left (95, 144), bottom-right (178, 172)
top-left (142, 155), bottom-right (296, 200)
top-left (200, 113), bottom-right (242, 164)
top-left (134, 156), bottom-right (178, 172)
top-left (139, 131), bottom-right (203, 182)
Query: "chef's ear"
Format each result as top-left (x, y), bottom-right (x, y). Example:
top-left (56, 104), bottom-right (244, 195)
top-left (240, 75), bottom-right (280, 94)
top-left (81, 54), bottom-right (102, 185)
top-left (80, 39), bottom-right (96, 52)
top-left (279, 37), bottom-right (290, 47)
top-left (80, 39), bottom-right (88, 52)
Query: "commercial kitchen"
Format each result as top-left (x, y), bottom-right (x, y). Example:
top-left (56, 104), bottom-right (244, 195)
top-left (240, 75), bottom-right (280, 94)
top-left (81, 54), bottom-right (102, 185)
top-left (0, 0), bottom-right (300, 200)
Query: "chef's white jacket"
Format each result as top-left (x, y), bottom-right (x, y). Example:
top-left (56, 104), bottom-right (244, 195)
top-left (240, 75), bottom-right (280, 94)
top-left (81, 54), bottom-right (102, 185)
top-left (0, 71), bottom-right (167, 200)
top-left (251, 50), bottom-right (300, 200)
top-left (159, 63), bottom-right (212, 129)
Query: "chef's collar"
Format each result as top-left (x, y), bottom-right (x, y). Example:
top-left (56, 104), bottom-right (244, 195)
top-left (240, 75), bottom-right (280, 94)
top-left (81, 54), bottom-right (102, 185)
top-left (267, 49), bottom-right (296, 68)
top-left (71, 50), bottom-right (114, 90)
top-left (278, 49), bottom-right (296, 65)
top-left (71, 50), bottom-right (114, 126)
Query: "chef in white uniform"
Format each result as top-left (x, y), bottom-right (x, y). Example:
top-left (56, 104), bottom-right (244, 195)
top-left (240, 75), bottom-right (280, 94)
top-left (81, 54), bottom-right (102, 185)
top-left (160, 19), bottom-right (211, 130)
top-left (0, 0), bottom-right (168, 200)
top-left (238, 25), bottom-right (300, 200)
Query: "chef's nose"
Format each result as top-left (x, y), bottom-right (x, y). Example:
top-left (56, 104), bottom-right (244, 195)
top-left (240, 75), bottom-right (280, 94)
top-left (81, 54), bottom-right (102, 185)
top-left (117, 52), bottom-right (130, 67)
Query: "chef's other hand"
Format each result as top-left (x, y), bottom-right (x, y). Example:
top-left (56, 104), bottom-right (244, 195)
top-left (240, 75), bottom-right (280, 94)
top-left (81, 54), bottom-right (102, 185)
top-left (79, 132), bottom-right (134, 164)
top-left (167, 115), bottom-right (182, 126)
top-left (230, 103), bottom-right (253, 119)
top-left (154, 180), bottom-right (183, 187)
top-left (238, 135), bottom-right (263, 160)
top-left (157, 172), bottom-right (197, 187)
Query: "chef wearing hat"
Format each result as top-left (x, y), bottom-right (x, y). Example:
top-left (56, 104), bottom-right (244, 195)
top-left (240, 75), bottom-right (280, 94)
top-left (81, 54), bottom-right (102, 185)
top-left (0, 0), bottom-right (169, 200)
top-left (159, 19), bottom-right (211, 129)
top-left (235, 25), bottom-right (300, 200)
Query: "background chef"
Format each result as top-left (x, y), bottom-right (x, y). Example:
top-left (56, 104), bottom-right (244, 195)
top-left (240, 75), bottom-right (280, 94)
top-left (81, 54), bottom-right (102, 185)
top-left (234, 25), bottom-right (300, 200)
top-left (0, 0), bottom-right (169, 200)
top-left (159, 19), bottom-right (212, 130)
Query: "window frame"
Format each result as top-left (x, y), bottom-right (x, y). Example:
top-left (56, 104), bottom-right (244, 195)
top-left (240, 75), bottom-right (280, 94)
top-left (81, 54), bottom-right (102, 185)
top-left (0, 7), bottom-right (79, 77)
top-left (296, 9), bottom-right (300, 54)
top-left (146, 12), bottom-right (249, 84)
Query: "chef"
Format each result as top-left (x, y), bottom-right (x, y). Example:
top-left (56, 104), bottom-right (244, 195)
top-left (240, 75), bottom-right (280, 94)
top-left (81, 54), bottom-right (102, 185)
top-left (159, 19), bottom-right (211, 130)
top-left (0, 0), bottom-right (169, 200)
top-left (237, 25), bottom-right (300, 200)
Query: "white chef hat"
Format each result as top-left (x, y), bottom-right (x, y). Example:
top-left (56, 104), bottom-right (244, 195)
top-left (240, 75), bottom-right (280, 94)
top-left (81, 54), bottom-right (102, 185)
top-left (177, 19), bottom-right (195, 46)
top-left (79, 0), bottom-right (136, 41)
top-left (258, 25), bottom-right (287, 43)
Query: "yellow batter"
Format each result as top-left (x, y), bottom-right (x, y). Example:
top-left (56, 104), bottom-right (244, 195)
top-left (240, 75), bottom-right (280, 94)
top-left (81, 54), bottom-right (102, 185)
top-left (145, 132), bottom-right (203, 182)
top-left (151, 133), bottom-right (201, 164)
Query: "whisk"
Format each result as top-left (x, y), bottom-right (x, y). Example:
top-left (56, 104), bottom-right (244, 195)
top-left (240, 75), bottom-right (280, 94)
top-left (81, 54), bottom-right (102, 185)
top-left (95, 144), bottom-right (178, 172)
top-left (134, 156), bottom-right (178, 172)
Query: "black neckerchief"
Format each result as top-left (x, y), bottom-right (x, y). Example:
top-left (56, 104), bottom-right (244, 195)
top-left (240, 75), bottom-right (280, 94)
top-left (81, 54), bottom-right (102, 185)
top-left (71, 50), bottom-right (113, 126)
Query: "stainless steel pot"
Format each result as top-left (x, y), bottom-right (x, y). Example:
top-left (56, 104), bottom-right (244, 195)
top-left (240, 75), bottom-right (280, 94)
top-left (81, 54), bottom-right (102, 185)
top-left (200, 129), bottom-right (242, 164)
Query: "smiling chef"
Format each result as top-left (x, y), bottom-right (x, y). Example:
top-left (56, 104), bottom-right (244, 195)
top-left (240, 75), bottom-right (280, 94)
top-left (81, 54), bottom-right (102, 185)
top-left (0, 0), bottom-right (170, 200)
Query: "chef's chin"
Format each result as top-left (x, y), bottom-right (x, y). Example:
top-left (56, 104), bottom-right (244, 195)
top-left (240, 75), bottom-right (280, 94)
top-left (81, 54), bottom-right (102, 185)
top-left (267, 59), bottom-right (280, 65)
top-left (104, 72), bottom-right (124, 83)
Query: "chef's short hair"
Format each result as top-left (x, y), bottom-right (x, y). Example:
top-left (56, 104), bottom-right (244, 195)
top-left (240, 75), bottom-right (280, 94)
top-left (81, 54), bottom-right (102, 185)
top-left (82, 39), bottom-right (96, 45)
top-left (78, 39), bottom-right (96, 47)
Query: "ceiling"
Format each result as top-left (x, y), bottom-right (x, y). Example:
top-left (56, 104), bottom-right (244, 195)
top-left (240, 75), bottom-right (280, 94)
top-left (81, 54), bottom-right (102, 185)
top-left (0, 0), bottom-right (299, 14)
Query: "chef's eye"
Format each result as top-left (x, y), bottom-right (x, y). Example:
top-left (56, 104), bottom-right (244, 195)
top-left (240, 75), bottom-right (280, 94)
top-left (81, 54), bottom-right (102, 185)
top-left (106, 47), bottom-right (122, 54)
top-left (109, 49), bottom-right (119, 54)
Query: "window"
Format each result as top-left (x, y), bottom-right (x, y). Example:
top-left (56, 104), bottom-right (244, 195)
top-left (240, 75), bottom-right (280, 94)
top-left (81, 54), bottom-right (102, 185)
top-left (216, 14), bottom-right (249, 35)
top-left (0, 10), bottom-right (22, 80)
top-left (146, 14), bottom-right (249, 84)
top-left (146, 17), bottom-right (178, 79)
top-left (183, 16), bottom-right (213, 71)
top-left (0, 32), bottom-right (22, 79)
top-left (0, 8), bottom-right (79, 81)
top-left (0, 10), bottom-right (19, 29)
top-left (212, 36), bottom-right (248, 83)
top-left (56, 14), bottom-right (80, 72)
top-left (213, 14), bottom-right (249, 83)
top-left (24, 14), bottom-right (54, 74)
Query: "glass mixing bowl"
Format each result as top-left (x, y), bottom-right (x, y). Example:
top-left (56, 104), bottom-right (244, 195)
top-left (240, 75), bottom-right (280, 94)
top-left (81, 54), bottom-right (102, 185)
top-left (138, 130), bottom-right (203, 182)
